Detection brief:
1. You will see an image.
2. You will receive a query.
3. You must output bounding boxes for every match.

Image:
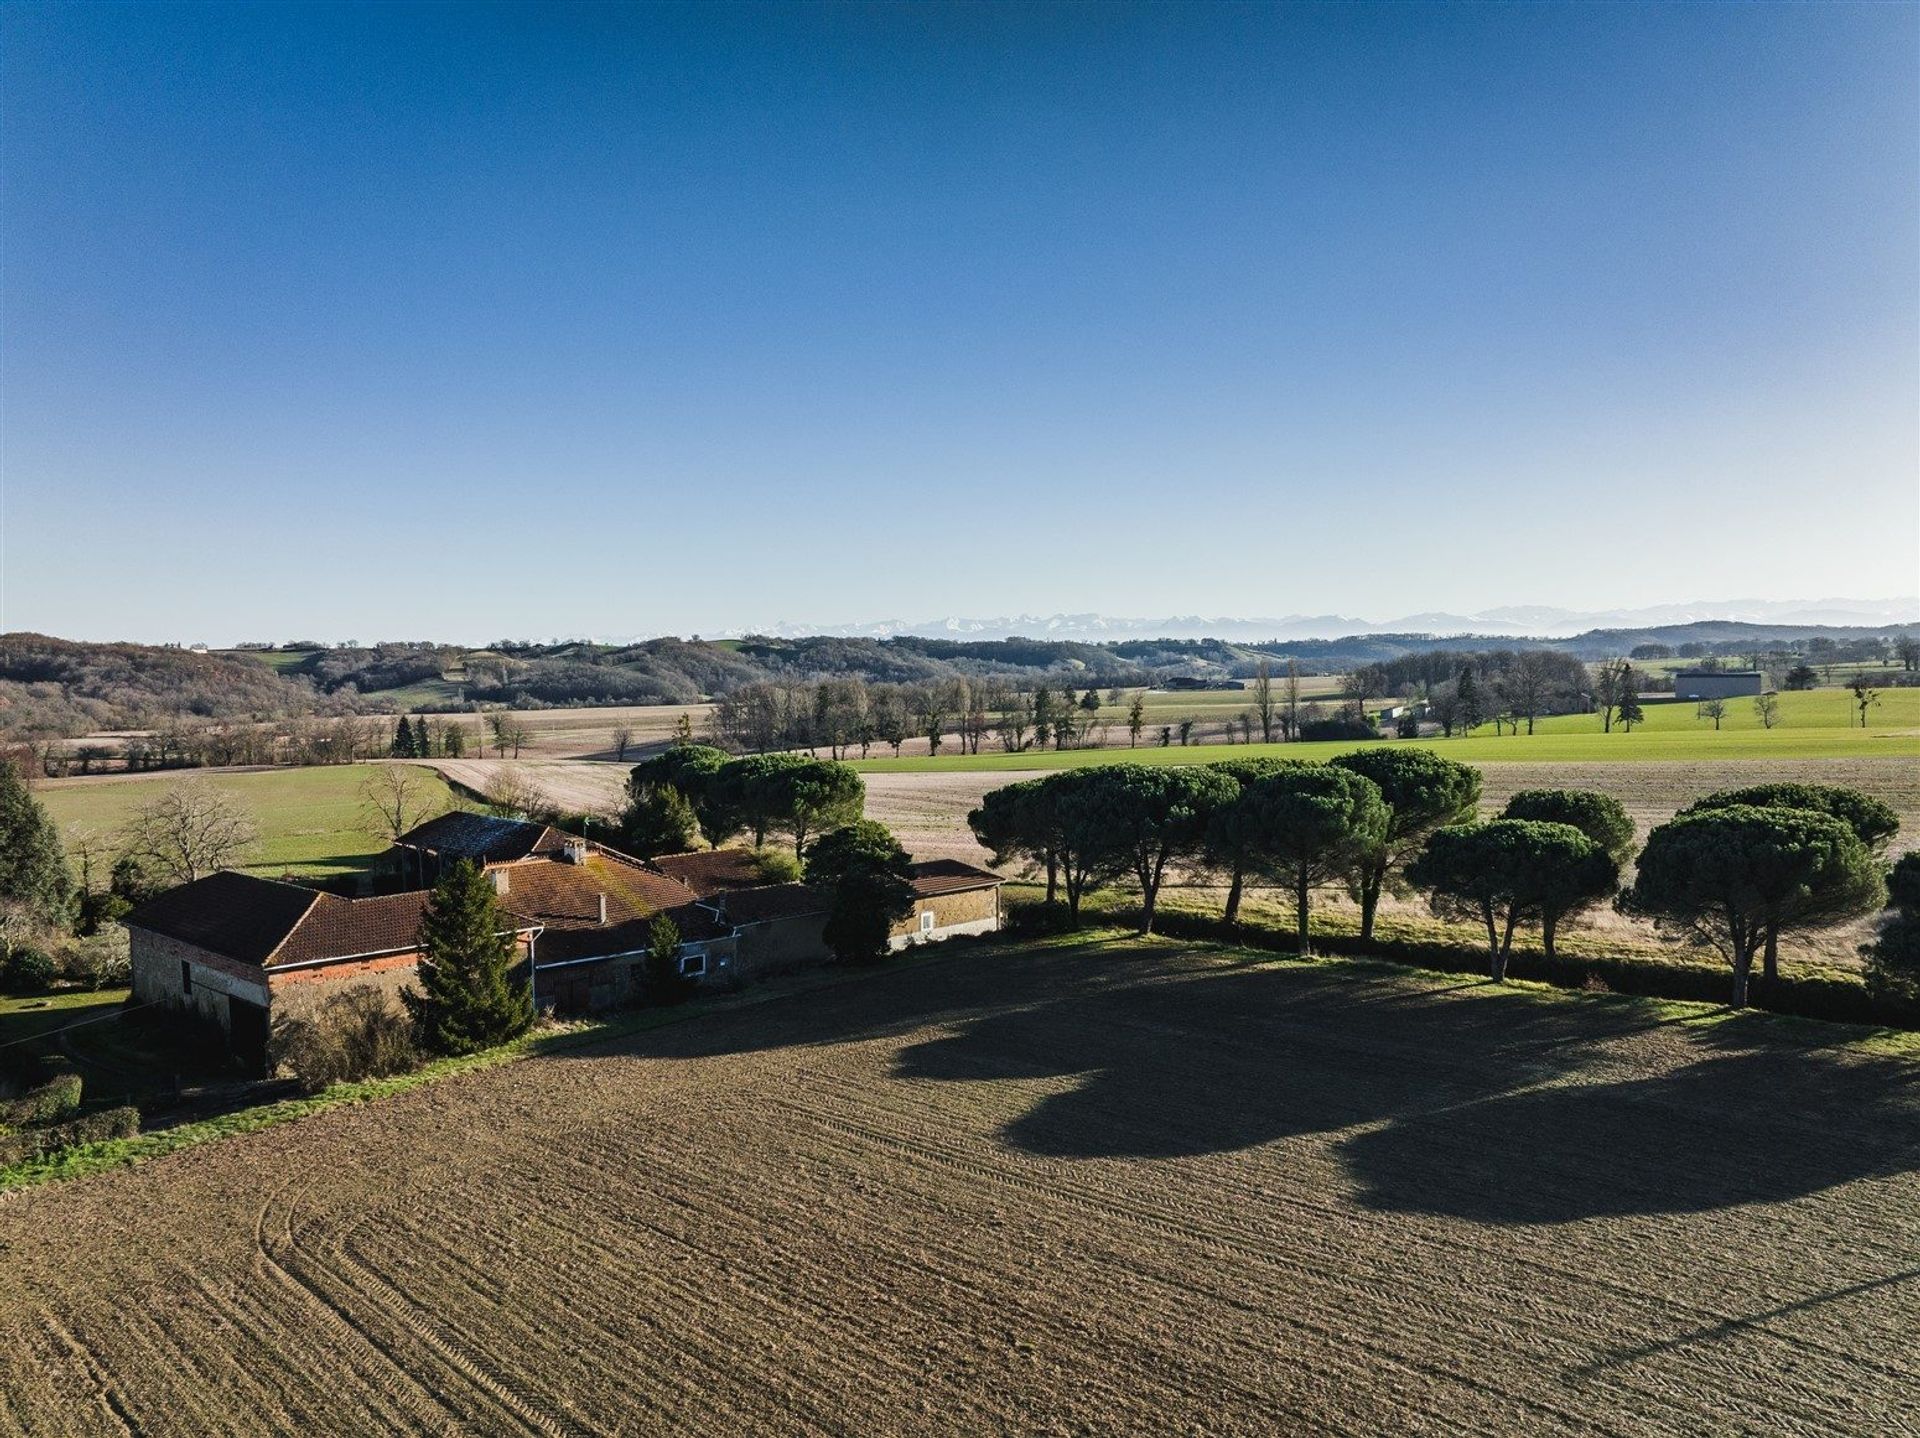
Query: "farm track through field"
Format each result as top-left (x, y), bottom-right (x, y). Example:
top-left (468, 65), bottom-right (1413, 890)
top-left (2, 942), bottom-right (1917, 1435)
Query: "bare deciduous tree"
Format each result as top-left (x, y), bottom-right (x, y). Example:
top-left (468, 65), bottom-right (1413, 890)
top-left (610, 724), bottom-right (635, 761)
top-left (361, 765), bottom-right (441, 844)
top-left (1252, 659), bottom-right (1277, 743)
top-left (121, 781), bottom-right (260, 886)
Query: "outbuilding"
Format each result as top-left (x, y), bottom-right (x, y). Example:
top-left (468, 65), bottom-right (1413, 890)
top-left (1671, 670), bottom-right (1765, 700)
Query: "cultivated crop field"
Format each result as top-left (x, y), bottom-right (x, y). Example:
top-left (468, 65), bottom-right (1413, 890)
top-left (2, 940), bottom-right (1916, 1435)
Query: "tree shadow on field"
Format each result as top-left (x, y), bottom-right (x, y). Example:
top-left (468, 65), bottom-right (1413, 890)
top-left (892, 964), bottom-right (1665, 1163)
top-left (1339, 1047), bottom-right (1920, 1223)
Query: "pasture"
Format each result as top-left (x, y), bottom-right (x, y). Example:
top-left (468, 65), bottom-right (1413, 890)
top-left (0, 938), bottom-right (1914, 1434)
top-left (37, 765), bottom-right (464, 880)
top-left (852, 691), bottom-right (1920, 772)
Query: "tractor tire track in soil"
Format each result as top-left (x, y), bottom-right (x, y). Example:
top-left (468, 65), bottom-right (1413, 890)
top-left (2, 941), bottom-right (1917, 1436)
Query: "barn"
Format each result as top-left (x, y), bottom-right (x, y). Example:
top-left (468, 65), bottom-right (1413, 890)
top-left (126, 819), bottom-right (1004, 1067)
top-left (1671, 669), bottom-right (1766, 700)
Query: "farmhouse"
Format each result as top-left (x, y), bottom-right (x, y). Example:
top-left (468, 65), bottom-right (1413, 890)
top-left (126, 817), bottom-right (1003, 1068)
top-left (1671, 669), bottom-right (1766, 700)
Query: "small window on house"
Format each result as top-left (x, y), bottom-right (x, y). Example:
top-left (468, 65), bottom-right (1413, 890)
top-left (678, 951), bottom-right (707, 979)
top-left (919, 909), bottom-right (935, 935)
top-left (181, 960), bottom-right (193, 996)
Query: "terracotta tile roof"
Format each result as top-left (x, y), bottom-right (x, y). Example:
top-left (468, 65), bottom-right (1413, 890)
top-left (647, 848), bottom-right (776, 898)
top-left (713, 883), bottom-right (830, 926)
top-left (397, 812), bottom-right (572, 865)
top-left (494, 853), bottom-right (702, 931)
top-left (126, 872), bottom-right (322, 967)
top-left (274, 891), bottom-right (439, 965)
top-left (909, 859), bottom-right (1004, 897)
top-left (127, 873), bottom-right (534, 969)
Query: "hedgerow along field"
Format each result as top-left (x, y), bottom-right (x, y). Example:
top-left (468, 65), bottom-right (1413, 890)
top-left (37, 764), bottom-right (462, 880)
top-left (2, 938), bottom-right (1915, 1435)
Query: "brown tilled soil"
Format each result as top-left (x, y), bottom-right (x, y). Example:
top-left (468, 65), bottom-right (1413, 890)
top-left (2, 940), bottom-right (1917, 1436)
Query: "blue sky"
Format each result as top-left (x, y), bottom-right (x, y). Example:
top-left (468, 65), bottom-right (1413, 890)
top-left (3, 1), bottom-right (1915, 643)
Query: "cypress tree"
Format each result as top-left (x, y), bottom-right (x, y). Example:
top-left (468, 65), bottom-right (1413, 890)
top-left (1456, 667), bottom-right (1484, 733)
top-left (404, 861), bottom-right (533, 1055)
top-left (0, 764), bottom-right (75, 929)
top-left (1616, 670), bottom-right (1644, 732)
top-left (391, 717), bottom-right (417, 758)
top-left (413, 716), bottom-right (433, 758)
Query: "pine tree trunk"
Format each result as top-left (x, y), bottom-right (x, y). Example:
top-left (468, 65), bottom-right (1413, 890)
top-left (1358, 866), bottom-right (1381, 944)
top-left (1223, 865), bottom-right (1244, 925)
top-left (1761, 929), bottom-right (1780, 989)
top-left (1731, 952), bottom-right (1752, 1009)
top-left (1491, 910), bottom-right (1517, 982)
top-left (1295, 871), bottom-right (1311, 956)
top-left (1542, 913), bottom-right (1557, 960)
top-left (1045, 854), bottom-right (1058, 906)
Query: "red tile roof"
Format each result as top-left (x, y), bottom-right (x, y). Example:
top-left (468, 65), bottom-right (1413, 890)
top-left (128, 872), bottom-right (532, 969)
top-left (494, 853), bottom-right (701, 931)
top-left (647, 849), bottom-right (777, 898)
top-left (909, 859), bottom-right (1003, 897)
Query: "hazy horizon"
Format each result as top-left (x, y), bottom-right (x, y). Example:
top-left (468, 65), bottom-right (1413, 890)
top-left (3, 3), bottom-right (1915, 642)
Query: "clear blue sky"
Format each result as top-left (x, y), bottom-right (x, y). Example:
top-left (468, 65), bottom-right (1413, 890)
top-left (3, 1), bottom-right (1914, 643)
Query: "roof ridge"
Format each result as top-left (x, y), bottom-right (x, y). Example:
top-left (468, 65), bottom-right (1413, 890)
top-left (260, 886), bottom-right (330, 965)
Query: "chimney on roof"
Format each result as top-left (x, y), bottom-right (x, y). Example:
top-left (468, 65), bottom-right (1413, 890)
top-left (490, 869), bottom-right (510, 896)
top-left (563, 840), bottom-right (589, 865)
top-left (598, 893), bottom-right (608, 927)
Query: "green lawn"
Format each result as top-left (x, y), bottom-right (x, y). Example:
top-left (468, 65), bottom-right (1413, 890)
top-left (0, 989), bottom-right (126, 1052)
top-left (41, 764), bottom-right (464, 879)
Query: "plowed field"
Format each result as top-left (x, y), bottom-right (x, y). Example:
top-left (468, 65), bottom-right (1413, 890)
top-left (5, 941), bottom-right (1916, 1436)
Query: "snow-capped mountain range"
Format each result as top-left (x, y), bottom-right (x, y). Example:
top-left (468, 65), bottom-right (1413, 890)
top-left (718, 598), bottom-right (1919, 644)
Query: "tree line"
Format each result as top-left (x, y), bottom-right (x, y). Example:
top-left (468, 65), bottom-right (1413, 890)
top-left (967, 752), bottom-right (1901, 1010)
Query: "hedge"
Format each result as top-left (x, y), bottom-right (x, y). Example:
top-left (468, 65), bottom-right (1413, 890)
top-left (0, 1072), bottom-right (83, 1129)
top-left (1078, 906), bottom-right (1917, 1029)
top-left (0, 1106), bottom-right (141, 1166)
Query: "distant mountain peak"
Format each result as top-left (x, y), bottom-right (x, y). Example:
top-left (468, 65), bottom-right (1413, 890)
top-left (722, 598), bottom-right (1918, 645)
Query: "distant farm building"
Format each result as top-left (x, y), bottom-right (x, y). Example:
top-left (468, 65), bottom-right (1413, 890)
top-left (126, 818), bottom-right (1002, 1069)
top-left (1671, 670), bottom-right (1766, 700)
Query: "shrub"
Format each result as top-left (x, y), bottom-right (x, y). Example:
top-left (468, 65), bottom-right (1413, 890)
top-left (1297, 717), bottom-right (1379, 742)
top-left (642, 915), bottom-right (699, 1006)
top-left (1123, 906), bottom-right (1915, 1028)
top-left (0, 1071), bottom-right (83, 1128)
top-left (747, 847), bottom-right (802, 885)
top-left (1, 947), bottom-right (57, 994)
top-left (60, 926), bottom-right (131, 991)
top-left (1887, 852), bottom-right (1920, 915)
top-left (0, 1105), bottom-right (139, 1167)
top-left (270, 986), bottom-right (419, 1094)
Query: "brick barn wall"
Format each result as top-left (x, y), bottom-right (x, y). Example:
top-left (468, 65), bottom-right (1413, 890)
top-left (266, 952), bottom-right (424, 1021)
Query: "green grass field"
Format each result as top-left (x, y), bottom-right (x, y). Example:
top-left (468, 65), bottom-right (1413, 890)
top-left (1467, 685), bottom-right (1918, 737)
top-left (39, 764), bottom-right (464, 879)
top-left (853, 693), bottom-right (1920, 773)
